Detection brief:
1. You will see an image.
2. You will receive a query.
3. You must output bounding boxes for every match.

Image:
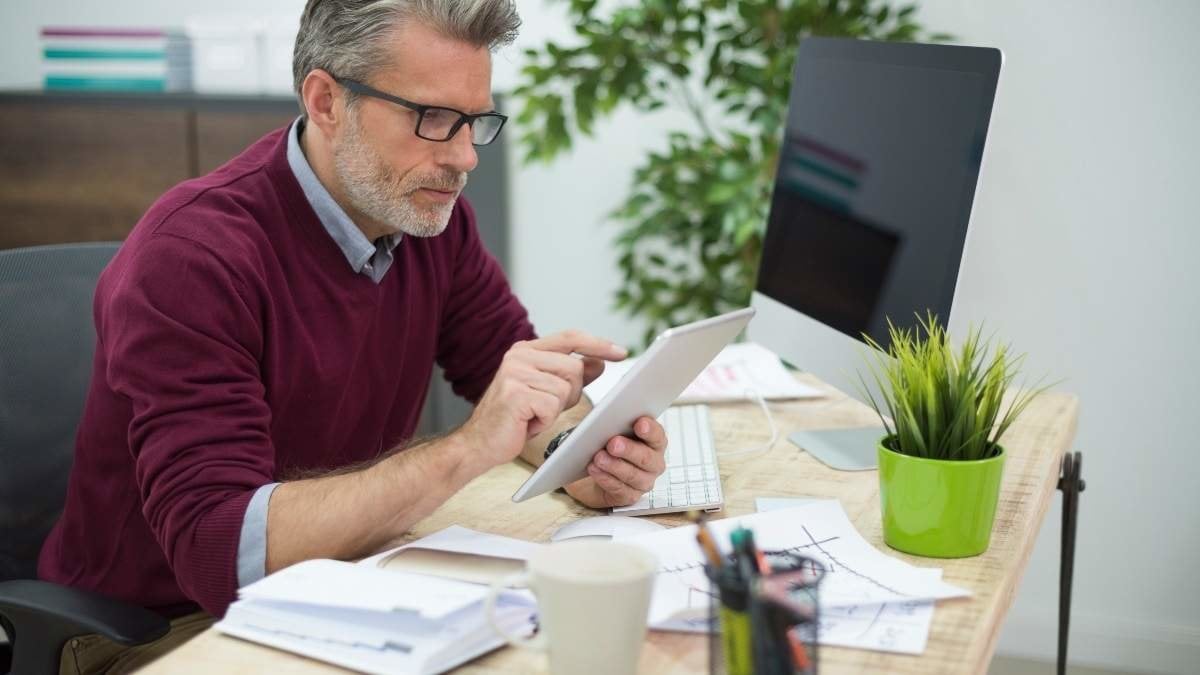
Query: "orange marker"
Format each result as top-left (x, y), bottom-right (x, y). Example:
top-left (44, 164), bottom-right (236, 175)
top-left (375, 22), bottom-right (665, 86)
top-left (754, 548), bottom-right (770, 576)
top-left (788, 631), bottom-right (811, 670)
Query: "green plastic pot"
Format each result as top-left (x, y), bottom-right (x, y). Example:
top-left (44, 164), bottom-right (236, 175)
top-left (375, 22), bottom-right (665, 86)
top-left (877, 438), bottom-right (1005, 558)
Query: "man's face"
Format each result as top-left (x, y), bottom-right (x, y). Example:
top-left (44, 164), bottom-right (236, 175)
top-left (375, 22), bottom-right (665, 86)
top-left (333, 21), bottom-right (493, 238)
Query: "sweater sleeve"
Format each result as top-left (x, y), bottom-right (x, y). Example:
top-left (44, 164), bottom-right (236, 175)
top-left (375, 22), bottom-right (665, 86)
top-left (101, 233), bottom-right (274, 617)
top-left (436, 198), bottom-right (537, 403)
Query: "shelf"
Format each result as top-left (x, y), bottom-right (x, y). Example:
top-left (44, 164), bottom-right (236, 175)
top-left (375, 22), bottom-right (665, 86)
top-left (0, 89), bottom-right (298, 112)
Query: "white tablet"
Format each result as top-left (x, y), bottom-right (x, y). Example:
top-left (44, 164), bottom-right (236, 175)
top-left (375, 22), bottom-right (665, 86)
top-left (511, 307), bottom-right (755, 502)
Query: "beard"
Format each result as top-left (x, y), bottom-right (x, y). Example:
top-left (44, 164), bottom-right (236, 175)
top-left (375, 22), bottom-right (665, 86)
top-left (332, 109), bottom-right (467, 238)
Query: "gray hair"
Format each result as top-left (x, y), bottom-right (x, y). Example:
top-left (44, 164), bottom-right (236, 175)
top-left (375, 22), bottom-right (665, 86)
top-left (292, 0), bottom-right (521, 115)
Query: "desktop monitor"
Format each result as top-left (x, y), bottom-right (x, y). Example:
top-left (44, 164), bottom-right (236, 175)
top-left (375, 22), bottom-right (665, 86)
top-left (748, 37), bottom-right (1002, 469)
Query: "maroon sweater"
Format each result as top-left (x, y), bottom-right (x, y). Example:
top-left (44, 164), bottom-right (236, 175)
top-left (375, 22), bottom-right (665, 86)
top-left (38, 128), bottom-right (535, 616)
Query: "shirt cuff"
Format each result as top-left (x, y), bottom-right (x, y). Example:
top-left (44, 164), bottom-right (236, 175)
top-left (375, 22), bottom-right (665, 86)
top-left (236, 482), bottom-right (280, 588)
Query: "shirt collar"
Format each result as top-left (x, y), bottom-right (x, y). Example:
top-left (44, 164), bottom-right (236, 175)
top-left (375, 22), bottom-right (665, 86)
top-left (286, 117), bottom-right (401, 280)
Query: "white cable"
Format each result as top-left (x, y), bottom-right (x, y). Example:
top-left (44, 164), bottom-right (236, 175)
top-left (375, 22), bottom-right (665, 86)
top-left (717, 388), bottom-right (779, 457)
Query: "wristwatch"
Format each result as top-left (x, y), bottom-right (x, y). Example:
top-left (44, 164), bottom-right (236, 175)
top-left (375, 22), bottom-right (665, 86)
top-left (544, 426), bottom-right (576, 460)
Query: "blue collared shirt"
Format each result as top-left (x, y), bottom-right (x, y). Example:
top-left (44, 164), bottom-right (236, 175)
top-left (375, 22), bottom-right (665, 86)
top-left (285, 117), bottom-right (401, 282)
top-left (235, 118), bottom-right (403, 588)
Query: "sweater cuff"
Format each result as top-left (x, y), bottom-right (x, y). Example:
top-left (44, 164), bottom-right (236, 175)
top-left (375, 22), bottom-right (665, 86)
top-left (185, 489), bottom-right (258, 617)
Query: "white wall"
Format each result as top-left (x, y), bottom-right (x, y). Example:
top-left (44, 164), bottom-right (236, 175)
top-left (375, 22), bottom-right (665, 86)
top-left (911, 2), bottom-right (1200, 672)
top-left (507, 1), bottom-right (1200, 673)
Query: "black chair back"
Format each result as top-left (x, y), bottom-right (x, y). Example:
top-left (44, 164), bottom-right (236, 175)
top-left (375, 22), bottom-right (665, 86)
top-left (0, 243), bottom-right (120, 582)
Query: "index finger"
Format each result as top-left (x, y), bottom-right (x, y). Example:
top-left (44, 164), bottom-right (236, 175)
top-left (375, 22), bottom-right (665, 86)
top-left (528, 330), bottom-right (627, 360)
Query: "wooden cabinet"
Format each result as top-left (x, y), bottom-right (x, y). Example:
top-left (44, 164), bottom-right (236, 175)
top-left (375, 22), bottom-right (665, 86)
top-left (0, 92), bottom-right (298, 250)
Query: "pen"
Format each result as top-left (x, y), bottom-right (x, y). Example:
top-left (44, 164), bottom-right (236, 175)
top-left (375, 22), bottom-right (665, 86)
top-left (730, 528), bottom-right (753, 577)
top-left (693, 514), bottom-right (724, 569)
top-left (696, 509), bottom-right (720, 566)
top-left (753, 546), bottom-right (770, 576)
top-left (788, 630), bottom-right (812, 671)
top-left (733, 528), bottom-right (761, 579)
top-left (757, 575), bottom-right (816, 672)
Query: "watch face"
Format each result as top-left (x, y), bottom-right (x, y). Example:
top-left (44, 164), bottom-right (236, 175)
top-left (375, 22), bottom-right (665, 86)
top-left (545, 427), bottom-right (576, 459)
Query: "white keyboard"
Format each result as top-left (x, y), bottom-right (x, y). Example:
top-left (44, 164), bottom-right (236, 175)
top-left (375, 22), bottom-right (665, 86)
top-left (613, 404), bottom-right (723, 516)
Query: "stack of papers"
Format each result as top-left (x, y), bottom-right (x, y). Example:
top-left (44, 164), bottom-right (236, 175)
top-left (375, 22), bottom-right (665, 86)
top-left (216, 559), bottom-right (536, 675)
top-left (584, 341), bottom-right (823, 404)
top-left (618, 499), bottom-right (969, 655)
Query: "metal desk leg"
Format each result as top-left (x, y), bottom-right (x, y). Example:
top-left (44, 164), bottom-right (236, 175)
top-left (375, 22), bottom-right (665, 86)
top-left (1056, 452), bottom-right (1085, 675)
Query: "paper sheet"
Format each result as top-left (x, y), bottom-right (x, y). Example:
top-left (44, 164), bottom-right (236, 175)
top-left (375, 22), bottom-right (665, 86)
top-left (815, 586), bottom-right (937, 655)
top-left (584, 342), bottom-right (824, 404)
top-left (239, 559), bottom-right (487, 620)
top-left (360, 525), bottom-right (542, 566)
top-left (617, 500), bottom-right (968, 632)
top-left (219, 593), bottom-right (535, 675)
top-left (758, 498), bottom-right (938, 655)
top-left (357, 525), bottom-right (544, 587)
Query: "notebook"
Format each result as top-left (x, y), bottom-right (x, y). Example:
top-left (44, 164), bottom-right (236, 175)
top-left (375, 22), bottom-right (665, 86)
top-left (215, 559), bottom-right (536, 675)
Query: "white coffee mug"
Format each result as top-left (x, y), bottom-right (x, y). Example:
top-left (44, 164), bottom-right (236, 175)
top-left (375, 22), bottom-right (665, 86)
top-left (484, 540), bottom-right (657, 675)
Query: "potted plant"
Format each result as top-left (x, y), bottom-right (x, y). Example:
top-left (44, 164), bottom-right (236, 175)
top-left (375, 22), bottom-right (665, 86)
top-left (859, 314), bottom-right (1047, 558)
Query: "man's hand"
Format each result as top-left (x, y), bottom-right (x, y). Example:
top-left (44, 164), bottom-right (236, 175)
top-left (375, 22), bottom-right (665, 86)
top-left (565, 416), bottom-right (668, 509)
top-left (455, 330), bottom-right (625, 476)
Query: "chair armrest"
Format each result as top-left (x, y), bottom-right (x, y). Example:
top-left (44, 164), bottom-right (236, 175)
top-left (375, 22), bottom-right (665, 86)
top-left (0, 579), bottom-right (169, 675)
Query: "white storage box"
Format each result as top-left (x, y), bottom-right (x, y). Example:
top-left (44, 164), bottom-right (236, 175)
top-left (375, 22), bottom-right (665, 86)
top-left (186, 18), bottom-right (260, 94)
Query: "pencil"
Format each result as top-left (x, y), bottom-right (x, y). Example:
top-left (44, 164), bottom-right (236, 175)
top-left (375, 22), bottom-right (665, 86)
top-left (694, 519), bottom-right (724, 568)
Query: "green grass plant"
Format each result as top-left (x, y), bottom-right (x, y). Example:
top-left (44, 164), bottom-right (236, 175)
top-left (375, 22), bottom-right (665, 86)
top-left (858, 313), bottom-right (1049, 461)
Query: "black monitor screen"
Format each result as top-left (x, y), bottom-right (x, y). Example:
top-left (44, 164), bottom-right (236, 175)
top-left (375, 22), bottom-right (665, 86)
top-left (757, 38), bottom-right (1000, 348)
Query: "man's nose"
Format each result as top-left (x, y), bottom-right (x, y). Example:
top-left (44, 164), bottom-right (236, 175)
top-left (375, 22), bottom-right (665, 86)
top-left (439, 123), bottom-right (479, 174)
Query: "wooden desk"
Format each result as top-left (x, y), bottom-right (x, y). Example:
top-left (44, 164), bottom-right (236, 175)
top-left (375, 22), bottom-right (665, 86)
top-left (142, 376), bottom-right (1078, 675)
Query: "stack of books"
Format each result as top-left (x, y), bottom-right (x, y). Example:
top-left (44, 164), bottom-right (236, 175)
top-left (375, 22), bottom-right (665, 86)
top-left (40, 27), bottom-right (192, 93)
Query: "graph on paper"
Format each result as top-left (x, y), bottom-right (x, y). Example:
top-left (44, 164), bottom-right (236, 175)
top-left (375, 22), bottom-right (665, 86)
top-left (618, 499), bottom-right (968, 653)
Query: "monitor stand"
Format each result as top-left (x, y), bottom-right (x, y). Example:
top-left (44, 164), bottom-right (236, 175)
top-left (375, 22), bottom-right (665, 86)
top-left (788, 427), bottom-right (883, 471)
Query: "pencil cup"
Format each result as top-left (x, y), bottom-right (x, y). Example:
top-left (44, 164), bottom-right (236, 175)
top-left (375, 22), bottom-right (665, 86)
top-left (484, 540), bottom-right (657, 675)
top-left (706, 553), bottom-right (824, 675)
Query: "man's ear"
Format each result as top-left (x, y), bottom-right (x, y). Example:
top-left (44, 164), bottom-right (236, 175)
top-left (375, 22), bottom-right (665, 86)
top-left (300, 69), bottom-right (344, 140)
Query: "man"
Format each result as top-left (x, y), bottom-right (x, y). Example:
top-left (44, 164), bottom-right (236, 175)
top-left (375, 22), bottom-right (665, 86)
top-left (40, 1), bottom-right (667, 672)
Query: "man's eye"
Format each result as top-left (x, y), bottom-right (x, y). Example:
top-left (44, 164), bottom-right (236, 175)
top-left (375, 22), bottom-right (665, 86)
top-left (423, 108), bottom-right (454, 123)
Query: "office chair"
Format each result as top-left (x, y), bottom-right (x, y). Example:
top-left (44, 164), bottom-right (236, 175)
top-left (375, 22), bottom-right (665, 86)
top-left (0, 243), bottom-right (168, 675)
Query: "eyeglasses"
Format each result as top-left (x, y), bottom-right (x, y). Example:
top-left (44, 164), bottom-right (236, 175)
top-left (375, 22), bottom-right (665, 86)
top-left (334, 77), bottom-right (507, 146)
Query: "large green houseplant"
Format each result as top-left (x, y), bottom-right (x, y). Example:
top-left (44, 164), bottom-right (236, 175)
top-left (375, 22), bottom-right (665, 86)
top-left (513, 0), bottom-right (949, 347)
top-left (859, 314), bottom-right (1048, 557)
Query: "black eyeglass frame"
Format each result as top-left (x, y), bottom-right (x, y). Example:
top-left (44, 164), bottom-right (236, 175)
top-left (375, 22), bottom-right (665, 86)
top-left (333, 76), bottom-right (507, 146)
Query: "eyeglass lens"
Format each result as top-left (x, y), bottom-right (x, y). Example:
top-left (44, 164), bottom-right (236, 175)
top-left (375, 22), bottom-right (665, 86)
top-left (418, 108), bottom-right (503, 145)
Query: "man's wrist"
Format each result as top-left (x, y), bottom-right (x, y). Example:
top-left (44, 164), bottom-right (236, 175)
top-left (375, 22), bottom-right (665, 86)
top-left (367, 432), bottom-right (483, 544)
top-left (440, 428), bottom-right (486, 485)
